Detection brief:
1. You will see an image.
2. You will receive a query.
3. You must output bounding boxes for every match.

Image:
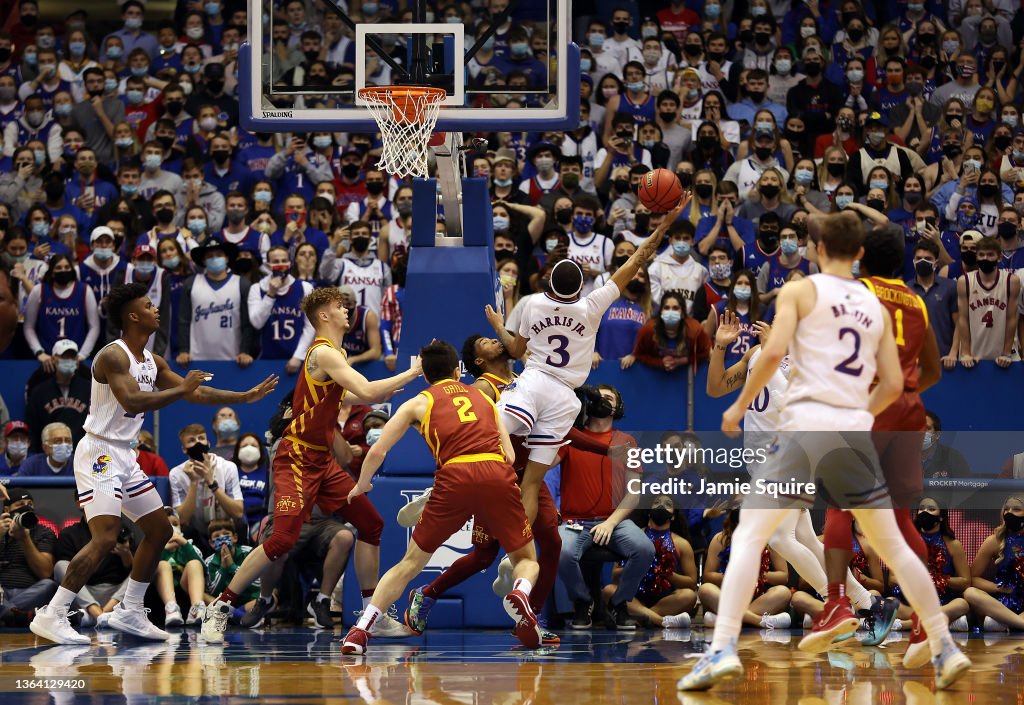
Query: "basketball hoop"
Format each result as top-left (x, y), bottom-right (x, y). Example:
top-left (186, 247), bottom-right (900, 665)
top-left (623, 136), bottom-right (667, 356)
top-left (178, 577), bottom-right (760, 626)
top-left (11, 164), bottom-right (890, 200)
top-left (358, 86), bottom-right (446, 179)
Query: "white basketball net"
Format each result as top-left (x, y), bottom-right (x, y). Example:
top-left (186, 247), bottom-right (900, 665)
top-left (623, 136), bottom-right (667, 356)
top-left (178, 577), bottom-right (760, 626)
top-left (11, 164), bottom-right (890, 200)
top-left (359, 87), bottom-right (445, 179)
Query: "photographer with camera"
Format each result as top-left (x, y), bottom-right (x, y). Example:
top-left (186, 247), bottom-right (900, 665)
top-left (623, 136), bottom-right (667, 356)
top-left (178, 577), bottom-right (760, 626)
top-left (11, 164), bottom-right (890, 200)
top-left (169, 424), bottom-right (244, 552)
top-left (0, 489), bottom-right (58, 626)
top-left (53, 508), bottom-right (134, 629)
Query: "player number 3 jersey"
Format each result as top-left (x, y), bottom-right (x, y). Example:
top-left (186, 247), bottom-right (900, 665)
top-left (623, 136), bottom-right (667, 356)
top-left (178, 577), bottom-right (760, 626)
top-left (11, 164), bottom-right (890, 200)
top-left (517, 281), bottom-right (621, 388)
top-left (83, 340), bottom-right (158, 442)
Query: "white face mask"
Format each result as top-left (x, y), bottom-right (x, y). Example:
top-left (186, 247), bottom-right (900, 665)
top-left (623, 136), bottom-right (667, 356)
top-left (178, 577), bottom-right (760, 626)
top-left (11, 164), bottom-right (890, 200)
top-left (238, 445), bottom-right (261, 465)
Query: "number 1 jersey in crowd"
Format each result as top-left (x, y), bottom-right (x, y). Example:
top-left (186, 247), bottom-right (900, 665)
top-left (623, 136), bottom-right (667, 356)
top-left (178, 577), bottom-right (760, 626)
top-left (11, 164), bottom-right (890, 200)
top-left (516, 281), bottom-right (620, 388)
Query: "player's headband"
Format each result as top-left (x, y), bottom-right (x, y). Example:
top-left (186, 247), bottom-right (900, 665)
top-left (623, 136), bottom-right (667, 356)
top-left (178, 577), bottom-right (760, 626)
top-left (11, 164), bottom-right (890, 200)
top-left (549, 259), bottom-right (584, 300)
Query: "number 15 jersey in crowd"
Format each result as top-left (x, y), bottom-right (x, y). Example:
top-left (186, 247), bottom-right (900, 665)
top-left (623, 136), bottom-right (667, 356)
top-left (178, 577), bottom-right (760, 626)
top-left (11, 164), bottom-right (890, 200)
top-left (515, 281), bottom-right (620, 388)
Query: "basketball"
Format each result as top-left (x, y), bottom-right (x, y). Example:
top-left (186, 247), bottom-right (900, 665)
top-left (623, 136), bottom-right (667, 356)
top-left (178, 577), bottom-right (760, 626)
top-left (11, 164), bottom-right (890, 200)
top-left (637, 168), bottom-right (683, 213)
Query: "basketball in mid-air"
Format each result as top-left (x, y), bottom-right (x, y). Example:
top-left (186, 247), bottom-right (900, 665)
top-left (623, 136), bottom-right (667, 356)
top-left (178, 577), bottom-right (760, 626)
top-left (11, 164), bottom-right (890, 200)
top-left (637, 168), bottom-right (683, 213)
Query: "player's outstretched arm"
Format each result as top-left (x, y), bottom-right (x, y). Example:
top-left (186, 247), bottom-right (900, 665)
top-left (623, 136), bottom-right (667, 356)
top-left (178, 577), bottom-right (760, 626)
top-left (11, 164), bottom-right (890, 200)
top-left (154, 356), bottom-right (280, 406)
top-left (484, 304), bottom-right (527, 359)
top-left (348, 395), bottom-right (426, 502)
top-left (706, 310), bottom-right (757, 397)
top-left (610, 190), bottom-right (691, 293)
top-left (868, 308), bottom-right (903, 417)
top-left (315, 343), bottom-right (421, 403)
top-left (100, 348), bottom-right (206, 415)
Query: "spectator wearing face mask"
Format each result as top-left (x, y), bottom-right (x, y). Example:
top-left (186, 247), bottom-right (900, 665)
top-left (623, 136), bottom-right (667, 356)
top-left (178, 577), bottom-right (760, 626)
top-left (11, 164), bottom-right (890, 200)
top-left (907, 240), bottom-right (959, 369)
top-left (921, 411), bottom-right (971, 478)
top-left (957, 236), bottom-right (1021, 367)
top-left (648, 221), bottom-right (708, 314)
top-left (628, 291), bottom-right (710, 372)
top-left (24, 255), bottom-right (100, 370)
top-left (170, 424), bottom-right (245, 547)
top-left (320, 221), bottom-right (392, 316)
top-left (249, 245), bottom-right (314, 373)
top-left (70, 67), bottom-right (127, 165)
top-left (335, 285), bottom-right (381, 365)
top-left (0, 421), bottom-right (36, 476)
top-left (352, 409), bottom-right (389, 476)
top-left (232, 433), bottom-right (270, 533)
top-left (15, 421), bottom-right (74, 476)
top-left (24, 340), bottom-right (89, 452)
top-left (205, 407), bottom-right (242, 462)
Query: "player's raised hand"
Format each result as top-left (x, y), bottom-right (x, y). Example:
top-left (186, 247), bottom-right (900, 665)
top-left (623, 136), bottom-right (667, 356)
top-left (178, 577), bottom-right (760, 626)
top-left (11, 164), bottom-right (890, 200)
top-left (715, 310), bottom-right (742, 347)
top-left (752, 320), bottom-right (772, 344)
top-left (245, 374), bottom-right (280, 402)
top-left (181, 369), bottom-right (211, 393)
top-left (484, 304), bottom-right (505, 331)
top-left (666, 189), bottom-right (692, 222)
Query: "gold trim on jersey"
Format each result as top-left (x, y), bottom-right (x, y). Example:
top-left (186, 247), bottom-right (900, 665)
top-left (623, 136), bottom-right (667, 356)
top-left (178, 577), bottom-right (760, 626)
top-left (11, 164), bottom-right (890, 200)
top-left (284, 435), bottom-right (328, 452)
top-left (478, 372), bottom-right (513, 400)
top-left (443, 453), bottom-right (505, 466)
top-left (304, 338), bottom-right (339, 388)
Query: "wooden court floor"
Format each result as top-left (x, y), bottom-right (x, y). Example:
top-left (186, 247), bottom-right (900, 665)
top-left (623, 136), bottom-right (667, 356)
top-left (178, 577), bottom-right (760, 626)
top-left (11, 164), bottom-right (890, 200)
top-left (0, 628), bottom-right (1020, 704)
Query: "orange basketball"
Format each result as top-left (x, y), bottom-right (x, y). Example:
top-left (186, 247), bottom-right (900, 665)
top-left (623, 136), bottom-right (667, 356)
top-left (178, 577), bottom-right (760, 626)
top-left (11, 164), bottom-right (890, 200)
top-left (636, 168), bottom-right (683, 213)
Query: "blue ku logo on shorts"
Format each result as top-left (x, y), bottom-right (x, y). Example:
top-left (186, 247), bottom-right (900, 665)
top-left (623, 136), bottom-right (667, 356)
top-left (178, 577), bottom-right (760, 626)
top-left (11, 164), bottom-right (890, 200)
top-left (92, 454), bottom-right (112, 474)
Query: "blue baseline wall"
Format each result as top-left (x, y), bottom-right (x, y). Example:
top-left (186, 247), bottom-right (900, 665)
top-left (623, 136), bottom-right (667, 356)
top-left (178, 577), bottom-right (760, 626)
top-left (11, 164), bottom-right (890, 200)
top-left (2, 359), bottom-right (1022, 626)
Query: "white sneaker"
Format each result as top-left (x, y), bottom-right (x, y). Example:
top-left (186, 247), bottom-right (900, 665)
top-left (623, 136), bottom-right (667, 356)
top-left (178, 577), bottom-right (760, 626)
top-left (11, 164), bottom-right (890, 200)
top-left (30, 605), bottom-right (92, 645)
top-left (984, 616), bottom-right (1010, 633)
top-left (397, 488), bottom-right (432, 528)
top-left (662, 613), bottom-right (692, 629)
top-left (890, 619), bottom-right (904, 632)
top-left (760, 612), bottom-right (791, 629)
top-left (702, 611), bottom-right (716, 627)
top-left (165, 603), bottom-right (184, 628)
top-left (95, 612), bottom-right (112, 630)
top-left (108, 603), bottom-right (171, 641)
top-left (949, 616), bottom-right (970, 632)
top-left (803, 613), bottom-right (813, 630)
top-left (369, 611), bottom-right (413, 638)
top-left (201, 601), bottom-right (231, 642)
top-left (491, 555), bottom-right (514, 597)
top-left (186, 603), bottom-right (206, 627)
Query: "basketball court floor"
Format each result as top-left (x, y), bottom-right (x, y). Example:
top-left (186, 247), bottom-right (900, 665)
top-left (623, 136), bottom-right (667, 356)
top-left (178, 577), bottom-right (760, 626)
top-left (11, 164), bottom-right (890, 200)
top-left (1, 628), bottom-right (1020, 704)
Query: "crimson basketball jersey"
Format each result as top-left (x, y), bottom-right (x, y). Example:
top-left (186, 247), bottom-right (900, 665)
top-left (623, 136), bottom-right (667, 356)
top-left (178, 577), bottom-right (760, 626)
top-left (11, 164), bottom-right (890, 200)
top-left (286, 338), bottom-right (347, 450)
top-left (419, 379), bottom-right (505, 468)
top-left (862, 277), bottom-right (929, 392)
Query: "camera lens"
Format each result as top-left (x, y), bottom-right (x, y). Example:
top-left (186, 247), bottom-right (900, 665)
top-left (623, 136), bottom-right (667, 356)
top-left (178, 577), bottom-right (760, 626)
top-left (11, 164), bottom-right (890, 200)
top-left (14, 509), bottom-right (38, 529)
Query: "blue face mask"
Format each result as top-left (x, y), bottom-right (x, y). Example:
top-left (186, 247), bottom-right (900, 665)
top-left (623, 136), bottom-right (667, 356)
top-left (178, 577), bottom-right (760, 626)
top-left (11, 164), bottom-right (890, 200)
top-left (588, 33), bottom-right (605, 48)
top-left (134, 261), bottom-right (156, 275)
top-left (573, 214), bottom-right (594, 233)
top-left (144, 154), bottom-right (162, 171)
top-left (755, 120), bottom-right (773, 132)
top-left (869, 179), bottom-right (888, 191)
top-left (672, 240), bottom-right (691, 257)
top-left (94, 247), bottom-right (114, 260)
top-left (545, 238), bottom-right (559, 253)
top-left (205, 256), bottom-right (228, 274)
top-left (365, 427), bottom-right (383, 446)
top-left (69, 41), bottom-right (86, 56)
top-left (187, 219), bottom-right (207, 234)
top-left (1003, 115), bottom-right (1019, 128)
top-left (211, 534), bottom-right (233, 550)
top-left (835, 194), bottom-right (853, 209)
top-left (510, 42), bottom-right (529, 57)
top-left (580, 57), bottom-right (592, 72)
top-left (161, 256), bottom-right (180, 269)
top-left (104, 78), bottom-right (119, 93)
top-left (51, 442), bottom-right (73, 464)
top-left (733, 285), bottom-right (752, 301)
top-left (122, 183), bottom-right (139, 195)
top-left (127, 89), bottom-right (144, 105)
top-left (130, 66), bottom-right (149, 77)
top-left (493, 215), bottom-right (510, 232)
top-left (705, 4), bottom-right (721, 18)
top-left (205, 2), bottom-right (221, 15)
top-left (494, 177), bottom-right (513, 188)
top-left (217, 418), bottom-right (239, 435)
top-left (780, 239), bottom-right (799, 255)
top-left (32, 222), bottom-right (49, 238)
top-left (106, 46), bottom-right (123, 59)
top-left (115, 137), bottom-right (134, 148)
top-left (125, 17), bottom-right (143, 31)
top-left (660, 309), bottom-right (681, 326)
top-left (34, 149), bottom-right (46, 165)
top-left (254, 191), bottom-right (273, 203)
top-left (795, 168), bottom-right (813, 185)
top-left (481, 37), bottom-right (495, 51)
top-left (54, 103), bottom-right (72, 117)
top-left (627, 81), bottom-right (645, 92)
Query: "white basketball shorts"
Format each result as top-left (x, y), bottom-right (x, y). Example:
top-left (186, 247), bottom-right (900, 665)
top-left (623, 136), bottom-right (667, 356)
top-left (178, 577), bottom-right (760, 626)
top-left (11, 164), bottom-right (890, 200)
top-left (496, 367), bottom-right (581, 465)
top-left (74, 434), bottom-right (163, 522)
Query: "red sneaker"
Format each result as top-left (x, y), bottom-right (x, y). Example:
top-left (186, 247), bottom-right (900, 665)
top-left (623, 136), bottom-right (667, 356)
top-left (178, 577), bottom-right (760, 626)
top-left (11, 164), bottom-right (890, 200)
top-left (798, 597), bottom-right (860, 653)
top-left (503, 589), bottom-right (542, 649)
top-left (341, 626), bottom-right (371, 655)
top-left (903, 612), bottom-right (931, 669)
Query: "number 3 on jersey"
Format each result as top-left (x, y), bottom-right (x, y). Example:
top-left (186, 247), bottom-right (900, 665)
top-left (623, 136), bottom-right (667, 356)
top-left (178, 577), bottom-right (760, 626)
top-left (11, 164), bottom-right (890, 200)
top-left (545, 334), bottom-right (570, 368)
top-left (452, 396), bottom-right (478, 423)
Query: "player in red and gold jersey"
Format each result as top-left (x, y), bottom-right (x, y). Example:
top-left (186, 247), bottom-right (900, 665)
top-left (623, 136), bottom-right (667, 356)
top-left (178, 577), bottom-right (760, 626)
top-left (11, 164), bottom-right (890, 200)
top-left (807, 227), bottom-right (944, 653)
top-left (201, 287), bottom-right (421, 642)
top-left (342, 340), bottom-right (542, 655)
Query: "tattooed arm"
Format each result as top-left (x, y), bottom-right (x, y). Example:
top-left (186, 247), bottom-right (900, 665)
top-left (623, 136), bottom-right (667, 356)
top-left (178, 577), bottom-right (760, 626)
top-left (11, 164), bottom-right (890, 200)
top-left (610, 191), bottom-right (692, 294)
top-left (707, 310), bottom-right (756, 398)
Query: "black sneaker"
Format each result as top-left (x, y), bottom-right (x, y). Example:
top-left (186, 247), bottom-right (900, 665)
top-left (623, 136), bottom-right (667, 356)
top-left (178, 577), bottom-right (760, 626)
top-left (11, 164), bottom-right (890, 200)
top-left (240, 597), bottom-right (275, 629)
top-left (307, 597), bottom-right (334, 629)
top-left (607, 602), bottom-right (637, 631)
top-left (571, 600), bottom-right (593, 630)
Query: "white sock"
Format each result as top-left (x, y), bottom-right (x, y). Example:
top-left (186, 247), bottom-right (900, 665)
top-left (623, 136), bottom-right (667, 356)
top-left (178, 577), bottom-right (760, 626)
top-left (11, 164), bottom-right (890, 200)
top-left (361, 595), bottom-right (372, 609)
top-left (710, 507), bottom-right (792, 652)
top-left (49, 586), bottom-right (77, 611)
top-left (356, 604), bottom-right (381, 631)
top-left (852, 509), bottom-right (951, 656)
top-left (317, 592), bottom-right (330, 603)
top-left (165, 602), bottom-right (178, 612)
top-left (123, 579), bottom-right (149, 610)
top-left (846, 576), bottom-right (874, 612)
top-left (513, 578), bottom-right (533, 596)
top-left (792, 510), bottom-right (873, 611)
top-left (768, 510), bottom-right (828, 597)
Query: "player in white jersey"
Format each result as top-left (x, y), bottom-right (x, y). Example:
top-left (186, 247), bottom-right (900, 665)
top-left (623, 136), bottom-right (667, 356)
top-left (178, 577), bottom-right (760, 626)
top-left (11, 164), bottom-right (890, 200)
top-left (681, 212), bottom-right (971, 692)
top-left (706, 310), bottom-right (875, 622)
top-left (30, 283), bottom-right (278, 645)
top-left (484, 193), bottom-right (692, 524)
